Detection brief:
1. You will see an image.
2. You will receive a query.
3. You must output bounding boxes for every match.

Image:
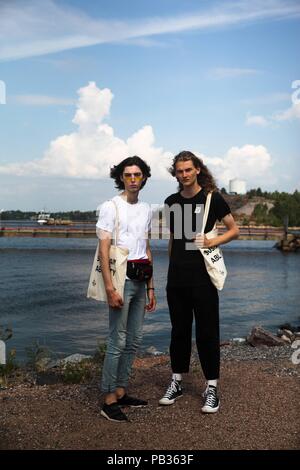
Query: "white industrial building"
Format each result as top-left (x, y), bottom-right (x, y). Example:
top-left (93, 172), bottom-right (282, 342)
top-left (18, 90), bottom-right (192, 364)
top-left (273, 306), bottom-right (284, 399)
top-left (229, 179), bottom-right (246, 195)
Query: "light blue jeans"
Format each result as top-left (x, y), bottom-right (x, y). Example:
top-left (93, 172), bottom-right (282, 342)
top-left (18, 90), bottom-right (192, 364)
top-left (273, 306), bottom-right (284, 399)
top-left (101, 280), bottom-right (146, 393)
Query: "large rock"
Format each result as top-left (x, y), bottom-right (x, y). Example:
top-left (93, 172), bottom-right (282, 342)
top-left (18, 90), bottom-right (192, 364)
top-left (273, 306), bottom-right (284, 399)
top-left (247, 326), bottom-right (286, 347)
top-left (281, 334), bottom-right (291, 343)
top-left (282, 329), bottom-right (295, 341)
top-left (232, 337), bottom-right (246, 344)
top-left (145, 346), bottom-right (164, 356)
top-left (277, 328), bottom-right (295, 343)
top-left (56, 353), bottom-right (92, 367)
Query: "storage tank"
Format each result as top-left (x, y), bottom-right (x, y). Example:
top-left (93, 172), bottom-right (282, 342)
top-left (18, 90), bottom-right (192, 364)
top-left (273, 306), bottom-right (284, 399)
top-left (229, 179), bottom-right (246, 195)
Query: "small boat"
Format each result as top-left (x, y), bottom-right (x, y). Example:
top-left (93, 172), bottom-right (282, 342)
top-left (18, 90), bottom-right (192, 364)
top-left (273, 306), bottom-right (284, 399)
top-left (36, 211), bottom-right (72, 226)
top-left (37, 211), bottom-right (52, 225)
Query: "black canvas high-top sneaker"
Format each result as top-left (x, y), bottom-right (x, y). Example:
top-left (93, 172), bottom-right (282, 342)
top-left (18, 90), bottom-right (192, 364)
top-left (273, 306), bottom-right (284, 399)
top-left (159, 380), bottom-right (183, 405)
top-left (201, 385), bottom-right (220, 413)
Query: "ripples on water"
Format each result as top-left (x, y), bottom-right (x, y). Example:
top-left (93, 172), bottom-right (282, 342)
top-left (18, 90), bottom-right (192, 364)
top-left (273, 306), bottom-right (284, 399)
top-left (0, 237), bottom-right (299, 361)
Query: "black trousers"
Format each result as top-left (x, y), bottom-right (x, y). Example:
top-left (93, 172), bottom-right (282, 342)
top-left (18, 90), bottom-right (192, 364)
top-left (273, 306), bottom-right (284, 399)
top-left (167, 283), bottom-right (220, 380)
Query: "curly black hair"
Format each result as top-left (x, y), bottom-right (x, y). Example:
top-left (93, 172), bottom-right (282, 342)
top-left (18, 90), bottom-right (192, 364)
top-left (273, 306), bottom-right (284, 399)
top-left (110, 156), bottom-right (151, 190)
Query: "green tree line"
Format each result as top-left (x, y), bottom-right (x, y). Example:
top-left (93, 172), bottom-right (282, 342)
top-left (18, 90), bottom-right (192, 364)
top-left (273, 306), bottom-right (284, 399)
top-left (249, 189), bottom-right (300, 226)
top-left (0, 210), bottom-right (96, 221)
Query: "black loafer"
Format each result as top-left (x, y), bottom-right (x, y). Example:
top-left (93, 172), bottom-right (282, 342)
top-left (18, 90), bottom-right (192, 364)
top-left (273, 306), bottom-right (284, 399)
top-left (100, 402), bottom-right (128, 422)
top-left (117, 394), bottom-right (148, 407)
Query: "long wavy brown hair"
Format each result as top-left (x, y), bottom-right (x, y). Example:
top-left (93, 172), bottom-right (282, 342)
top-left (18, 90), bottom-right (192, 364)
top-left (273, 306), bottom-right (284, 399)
top-left (169, 150), bottom-right (218, 194)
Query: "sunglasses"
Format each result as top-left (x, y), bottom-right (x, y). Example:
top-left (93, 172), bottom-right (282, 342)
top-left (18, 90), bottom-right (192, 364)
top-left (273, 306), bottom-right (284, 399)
top-left (123, 173), bottom-right (143, 181)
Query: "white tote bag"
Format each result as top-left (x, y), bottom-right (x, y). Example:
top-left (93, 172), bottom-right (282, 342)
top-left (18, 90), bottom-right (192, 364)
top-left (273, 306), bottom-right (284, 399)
top-left (198, 192), bottom-right (227, 291)
top-left (87, 200), bottom-right (129, 302)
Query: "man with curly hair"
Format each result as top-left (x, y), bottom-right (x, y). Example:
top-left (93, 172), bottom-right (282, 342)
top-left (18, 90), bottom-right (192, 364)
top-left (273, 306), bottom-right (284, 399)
top-left (97, 156), bottom-right (156, 422)
top-left (159, 151), bottom-right (239, 413)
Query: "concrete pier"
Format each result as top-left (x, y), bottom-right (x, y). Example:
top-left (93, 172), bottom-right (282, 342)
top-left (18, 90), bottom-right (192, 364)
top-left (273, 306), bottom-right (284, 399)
top-left (0, 225), bottom-right (288, 240)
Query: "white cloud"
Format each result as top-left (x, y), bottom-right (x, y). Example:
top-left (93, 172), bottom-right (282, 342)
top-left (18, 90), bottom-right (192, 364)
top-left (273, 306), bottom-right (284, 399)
top-left (273, 103), bottom-right (300, 121)
top-left (246, 102), bottom-right (300, 126)
top-left (0, 82), bottom-right (276, 190)
top-left (1, 0), bottom-right (300, 61)
top-left (0, 82), bottom-right (173, 180)
top-left (118, 38), bottom-right (169, 48)
top-left (210, 67), bottom-right (260, 79)
top-left (202, 144), bottom-right (274, 188)
top-left (10, 95), bottom-right (75, 106)
top-left (246, 114), bottom-right (270, 127)
top-left (72, 83), bottom-right (113, 132)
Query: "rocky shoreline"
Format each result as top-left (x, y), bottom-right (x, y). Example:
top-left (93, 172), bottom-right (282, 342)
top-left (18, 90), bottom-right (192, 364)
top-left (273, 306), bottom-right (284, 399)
top-left (1, 324), bottom-right (300, 388)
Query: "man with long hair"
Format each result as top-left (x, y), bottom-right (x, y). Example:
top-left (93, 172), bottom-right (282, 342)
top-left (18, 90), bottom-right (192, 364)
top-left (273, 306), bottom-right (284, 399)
top-left (159, 150), bottom-right (239, 413)
top-left (97, 156), bottom-right (156, 422)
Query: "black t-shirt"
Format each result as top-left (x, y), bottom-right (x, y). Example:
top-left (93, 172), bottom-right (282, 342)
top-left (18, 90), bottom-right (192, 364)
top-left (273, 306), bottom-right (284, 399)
top-left (164, 189), bottom-right (231, 287)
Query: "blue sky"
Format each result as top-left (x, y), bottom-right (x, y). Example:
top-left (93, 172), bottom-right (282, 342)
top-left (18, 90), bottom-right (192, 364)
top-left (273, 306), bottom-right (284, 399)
top-left (0, 0), bottom-right (299, 211)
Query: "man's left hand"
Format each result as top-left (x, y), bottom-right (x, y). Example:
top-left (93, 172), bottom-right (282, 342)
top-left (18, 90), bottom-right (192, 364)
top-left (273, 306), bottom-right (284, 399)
top-left (194, 234), bottom-right (214, 249)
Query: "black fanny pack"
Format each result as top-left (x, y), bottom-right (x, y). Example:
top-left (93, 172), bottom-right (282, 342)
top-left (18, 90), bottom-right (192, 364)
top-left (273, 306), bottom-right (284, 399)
top-left (126, 260), bottom-right (153, 282)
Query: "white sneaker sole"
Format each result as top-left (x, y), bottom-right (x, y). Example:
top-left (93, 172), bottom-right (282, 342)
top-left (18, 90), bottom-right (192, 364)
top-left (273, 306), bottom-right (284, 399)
top-left (100, 410), bottom-right (128, 422)
top-left (118, 404), bottom-right (147, 408)
top-left (201, 401), bottom-right (220, 414)
top-left (159, 394), bottom-right (183, 406)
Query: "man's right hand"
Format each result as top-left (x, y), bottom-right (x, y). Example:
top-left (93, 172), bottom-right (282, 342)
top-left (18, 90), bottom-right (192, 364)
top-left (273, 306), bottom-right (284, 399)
top-left (106, 288), bottom-right (124, 308)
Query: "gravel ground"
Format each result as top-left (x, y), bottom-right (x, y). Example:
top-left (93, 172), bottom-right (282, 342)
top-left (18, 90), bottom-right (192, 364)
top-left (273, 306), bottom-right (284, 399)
top-left (0, 343), bottom-right (299, 450)
top-left (220, 342), bottom-right (296, 361)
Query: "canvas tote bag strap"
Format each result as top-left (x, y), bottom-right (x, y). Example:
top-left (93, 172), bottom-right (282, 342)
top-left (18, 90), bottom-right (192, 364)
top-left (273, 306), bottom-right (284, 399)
top-left (201, 192), bottom-right (212, 235)
top-left (110, 199), bottom-right (120, 246)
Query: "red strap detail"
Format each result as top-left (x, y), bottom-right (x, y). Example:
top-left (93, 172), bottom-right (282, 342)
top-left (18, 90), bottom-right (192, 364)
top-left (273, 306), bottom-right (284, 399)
top-left (128, 259), bottom-right (151, 264)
